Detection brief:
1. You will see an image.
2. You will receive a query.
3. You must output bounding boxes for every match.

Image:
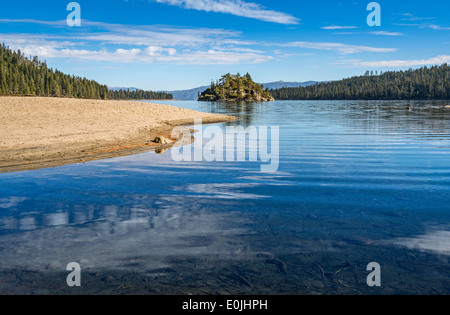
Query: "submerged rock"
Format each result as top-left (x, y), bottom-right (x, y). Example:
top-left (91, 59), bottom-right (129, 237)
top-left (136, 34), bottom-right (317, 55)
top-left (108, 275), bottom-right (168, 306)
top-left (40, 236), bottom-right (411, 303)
top-left (153, 136), bottom-right (173, 145)
top-left (155, 148), bottom-right (169, 154)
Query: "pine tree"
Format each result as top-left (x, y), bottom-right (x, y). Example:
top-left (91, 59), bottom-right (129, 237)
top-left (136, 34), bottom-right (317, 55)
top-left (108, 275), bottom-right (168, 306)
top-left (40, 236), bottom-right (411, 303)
top-left (270, 64), bottom-right (450, 100)
top-left (0, 44), bottom-right (173, 100)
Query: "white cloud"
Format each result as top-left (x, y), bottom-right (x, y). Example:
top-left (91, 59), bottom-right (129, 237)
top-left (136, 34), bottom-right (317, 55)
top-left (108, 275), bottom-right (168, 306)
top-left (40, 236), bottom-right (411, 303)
top-left (0, 19), bottom-right (396, 65)
top-left (153, 0), bottom-right (299, 24)
top-left (369, 31), bottom-right (405, 36)
top-left (333, 31), bottom-right (405, 36)
top-left (353, 55), bottom-right (450, 67)
top-left (285, 41), bottom-right (397, 55)
top-left (0, 19), bottom-right (250, 48)
top-left (0, 18), bottom-right (66, 26)
top-left (0, 20), bottom-right (271, 65)
top-left (393, 22), bottom-right (450, 30)
top-left (321, 25), bottom-right (358, 30)
top-left (401, 13), bottom-right (434, 22)
top-left (425, 24), bottom-right (450, 30)
top-left (0, 39), bottom-right (270, 65)
top-left (79, 26), bottom-right (245, 48)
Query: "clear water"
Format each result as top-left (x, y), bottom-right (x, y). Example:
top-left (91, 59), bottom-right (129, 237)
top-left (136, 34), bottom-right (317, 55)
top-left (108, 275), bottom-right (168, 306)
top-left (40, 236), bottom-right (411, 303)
top-left (0, 100), bottom-right (449, 295)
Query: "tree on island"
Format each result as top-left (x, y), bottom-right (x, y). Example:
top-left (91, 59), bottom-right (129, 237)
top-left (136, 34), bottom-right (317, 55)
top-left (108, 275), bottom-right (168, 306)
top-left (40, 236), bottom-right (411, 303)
top-left (198, 73), bottom-right (274, 102)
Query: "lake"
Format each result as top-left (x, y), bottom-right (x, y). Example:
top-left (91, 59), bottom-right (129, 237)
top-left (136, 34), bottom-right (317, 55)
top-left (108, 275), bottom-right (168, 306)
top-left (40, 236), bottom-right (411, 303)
top-left (0, 100), bottom-right (449, 295)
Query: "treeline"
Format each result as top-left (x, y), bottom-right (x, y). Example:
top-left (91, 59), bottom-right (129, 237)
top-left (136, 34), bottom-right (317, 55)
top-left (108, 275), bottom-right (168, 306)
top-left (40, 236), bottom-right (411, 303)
top-left (0, 44), bottom-right (172, 100)
top-left (109, 89), bottom-right (172, 100)
top-left (270, 64), bottom-right (450, 100)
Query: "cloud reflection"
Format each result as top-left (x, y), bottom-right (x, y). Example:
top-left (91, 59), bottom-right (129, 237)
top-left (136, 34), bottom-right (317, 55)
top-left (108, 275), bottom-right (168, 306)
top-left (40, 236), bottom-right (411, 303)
top-left (0, 196), bottom-right (27, 209)
top-left (390, 228), bottom-right (450, 256)
top-left (180, 182), bottom-right (269, 199)
top-left (0, 193), bottom-right (251, 273)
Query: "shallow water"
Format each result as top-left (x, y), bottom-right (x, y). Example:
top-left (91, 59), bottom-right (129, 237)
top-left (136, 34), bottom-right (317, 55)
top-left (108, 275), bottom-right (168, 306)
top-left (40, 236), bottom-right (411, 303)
top-left (0, 100), bottom-right (449, 295)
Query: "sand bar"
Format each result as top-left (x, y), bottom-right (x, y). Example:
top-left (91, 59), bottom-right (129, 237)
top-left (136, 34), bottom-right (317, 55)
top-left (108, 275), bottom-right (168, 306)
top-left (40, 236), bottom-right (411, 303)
top-left (0, 96), bottom-right (236, 173)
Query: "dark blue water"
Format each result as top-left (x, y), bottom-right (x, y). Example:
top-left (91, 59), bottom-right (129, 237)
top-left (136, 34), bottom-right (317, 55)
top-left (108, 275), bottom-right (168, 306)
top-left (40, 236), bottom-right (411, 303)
top-left (0, 100), bottom-right (449, 295)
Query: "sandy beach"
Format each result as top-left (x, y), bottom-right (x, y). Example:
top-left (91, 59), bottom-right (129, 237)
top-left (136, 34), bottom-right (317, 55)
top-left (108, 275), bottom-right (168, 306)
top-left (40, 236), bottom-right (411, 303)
top-left (0, 96), bottom-right (236, 173)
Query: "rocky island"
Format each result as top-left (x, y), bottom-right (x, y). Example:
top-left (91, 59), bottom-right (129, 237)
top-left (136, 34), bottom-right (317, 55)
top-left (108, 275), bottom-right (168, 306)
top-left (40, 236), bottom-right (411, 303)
top-left (198, 73), bottom-right (275, 102)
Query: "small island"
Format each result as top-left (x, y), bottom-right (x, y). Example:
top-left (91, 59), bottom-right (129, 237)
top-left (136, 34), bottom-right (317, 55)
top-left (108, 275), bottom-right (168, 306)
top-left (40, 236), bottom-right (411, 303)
top-left (198, 73), bottom-right (275, 102)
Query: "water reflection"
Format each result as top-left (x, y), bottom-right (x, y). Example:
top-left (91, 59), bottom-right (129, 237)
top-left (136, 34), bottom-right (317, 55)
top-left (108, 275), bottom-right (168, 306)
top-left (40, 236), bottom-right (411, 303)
top-left (389, 227), bottom-right (450, 256)
top-left (155, 100), bottom-right (450, 135)
top-left (0, 190), bottom-right (252, 273)
top-left (153, 100), bottom-right (264, 127)
top-left (0, 100), bottom-right (449, 294)
top-left (0, 196), bottom-right (27, 209)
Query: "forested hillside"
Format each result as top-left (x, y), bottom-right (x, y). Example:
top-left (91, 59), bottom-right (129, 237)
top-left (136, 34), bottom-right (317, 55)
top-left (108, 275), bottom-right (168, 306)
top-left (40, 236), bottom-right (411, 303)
top-left (109, 88), bottom-right (173, 100)
top-left (270, 64), bottom-right (450, 100)
top-left (0, 44), bottom-right (172, 100)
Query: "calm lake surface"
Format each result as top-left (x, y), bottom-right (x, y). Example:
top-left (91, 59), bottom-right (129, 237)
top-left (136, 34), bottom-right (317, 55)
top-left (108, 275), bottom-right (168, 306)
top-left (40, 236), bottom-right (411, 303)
top-left (0, 100), bottom-right (449, 295)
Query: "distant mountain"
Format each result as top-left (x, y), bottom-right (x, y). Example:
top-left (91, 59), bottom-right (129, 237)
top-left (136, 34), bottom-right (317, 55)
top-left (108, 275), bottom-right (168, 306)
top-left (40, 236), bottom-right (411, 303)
top-left (167, 81), bottom-right (318, 100)
top-left (169, 86), bottom-right (210, 101)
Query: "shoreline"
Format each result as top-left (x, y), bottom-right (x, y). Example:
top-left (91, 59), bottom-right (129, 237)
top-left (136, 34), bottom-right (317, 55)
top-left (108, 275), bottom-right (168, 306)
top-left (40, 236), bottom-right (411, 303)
top-left (0, 96), bottom-right (236, 173)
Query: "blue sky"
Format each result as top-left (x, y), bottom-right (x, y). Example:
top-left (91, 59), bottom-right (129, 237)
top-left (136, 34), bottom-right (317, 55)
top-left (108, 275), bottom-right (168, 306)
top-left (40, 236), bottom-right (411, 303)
top-left (0, 0), bottom-right (449, 90)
